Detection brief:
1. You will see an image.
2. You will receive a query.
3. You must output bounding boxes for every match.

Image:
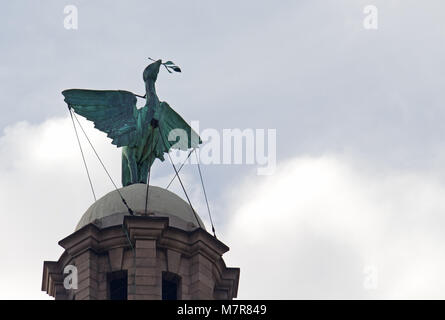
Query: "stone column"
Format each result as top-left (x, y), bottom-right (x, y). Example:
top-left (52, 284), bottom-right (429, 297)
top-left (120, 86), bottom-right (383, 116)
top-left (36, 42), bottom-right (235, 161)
top-left (74, 249), bottom-right (99, 300)
top-left (130, 239), bottom-right (161, 299)
top-left (189, 253), bottom-right (215, 299)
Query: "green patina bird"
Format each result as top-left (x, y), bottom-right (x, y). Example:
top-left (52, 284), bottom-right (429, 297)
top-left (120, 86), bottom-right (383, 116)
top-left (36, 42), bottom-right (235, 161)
top-left (62, 59), bottom-right (201, 187)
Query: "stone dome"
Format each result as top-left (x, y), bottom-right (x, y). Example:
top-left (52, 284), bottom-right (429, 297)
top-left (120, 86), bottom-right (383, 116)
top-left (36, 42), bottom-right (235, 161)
top-left (75, 184), bottom-right (205, 232)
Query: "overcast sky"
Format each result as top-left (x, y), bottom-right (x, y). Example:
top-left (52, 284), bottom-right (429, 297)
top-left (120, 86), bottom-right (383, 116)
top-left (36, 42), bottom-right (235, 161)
top-left (1, 0), bottom-right (445, 299)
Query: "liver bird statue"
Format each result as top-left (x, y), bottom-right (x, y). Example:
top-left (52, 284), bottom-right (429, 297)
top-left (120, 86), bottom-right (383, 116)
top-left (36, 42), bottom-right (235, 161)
top-left (62, 59), bottom-right (201, 187)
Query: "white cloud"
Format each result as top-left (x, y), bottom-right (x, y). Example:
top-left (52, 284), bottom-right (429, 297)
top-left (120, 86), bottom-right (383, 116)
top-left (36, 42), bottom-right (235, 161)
top-left (0, 116), bottom-right (210, 299)
top-left (0, 116), bottom-right (122, 299)
top-left (2, 116), bottom-right (445, 299)
top-left (222, 155), bottom-right (445, 299)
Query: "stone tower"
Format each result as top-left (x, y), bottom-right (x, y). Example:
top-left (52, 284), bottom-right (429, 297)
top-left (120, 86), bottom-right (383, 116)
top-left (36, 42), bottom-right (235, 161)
top-left (42, 184), bottom-right (239, 300)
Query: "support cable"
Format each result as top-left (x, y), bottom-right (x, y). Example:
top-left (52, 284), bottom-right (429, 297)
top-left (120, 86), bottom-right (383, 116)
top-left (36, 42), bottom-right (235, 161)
top-left (121, 224), bottom-right (136, 294)
top-left (158, 128), bottom-right (203, 229)
top-left (194, 149), bottom-right (216, 237)
top-left (68, 108), bottom-right (96, 201)
top-left (71, 111), bottom-right (134, 215)
top-left (144, 169), bottom-right (151, 215)
top-left (165, 148), bottom-right (195, 189)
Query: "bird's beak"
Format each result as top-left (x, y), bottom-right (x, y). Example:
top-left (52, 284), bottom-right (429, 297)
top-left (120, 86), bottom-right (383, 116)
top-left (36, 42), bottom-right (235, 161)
top-left (148, 57), bottom-right (162, 65)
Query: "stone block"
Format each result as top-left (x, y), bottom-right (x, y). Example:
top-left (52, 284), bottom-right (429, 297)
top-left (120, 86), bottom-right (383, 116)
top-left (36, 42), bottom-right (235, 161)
top-left (136, 275), bottom-right (158, 286)
top-left (136, 249), bottom-right (156, 258)
top-left (135, 267), bottom-right (157, 276)
top-left (136, 257), bottom-right (157, 267)
top-left (135, 239), bottom-right (156, 249)
top-left (108, 247), bottom-right (124, 271)
top-left (135, 285), bottom-right (161, 296)
top-left (167, 249), bottom-right (182, 274)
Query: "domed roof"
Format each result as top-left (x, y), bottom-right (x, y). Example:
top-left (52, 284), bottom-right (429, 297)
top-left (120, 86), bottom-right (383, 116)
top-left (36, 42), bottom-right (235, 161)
top-left (75, 184), bottom-right (205, 232)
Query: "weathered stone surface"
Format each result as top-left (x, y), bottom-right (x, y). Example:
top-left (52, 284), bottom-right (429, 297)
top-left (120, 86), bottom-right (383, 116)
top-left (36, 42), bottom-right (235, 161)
top-left (108, 248), bottom-right (124, 271)
top-left (167, 249), bottom-right (182, 274)
top-left (42, 215), bottom-right (239, 300)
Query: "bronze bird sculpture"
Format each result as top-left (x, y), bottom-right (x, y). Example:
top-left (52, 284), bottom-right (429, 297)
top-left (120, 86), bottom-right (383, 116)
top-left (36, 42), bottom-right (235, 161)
top-left (62, 59), bottom-right (201, 187)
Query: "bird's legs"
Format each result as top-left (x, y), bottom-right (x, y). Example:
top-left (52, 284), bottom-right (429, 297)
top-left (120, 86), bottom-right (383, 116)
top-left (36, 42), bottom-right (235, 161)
top-left (128, 158), bottom-right (138, 184)
top-left (123, 147), bottom-right (139, 184)
top-left (138, 160), bottom-right (150, 184)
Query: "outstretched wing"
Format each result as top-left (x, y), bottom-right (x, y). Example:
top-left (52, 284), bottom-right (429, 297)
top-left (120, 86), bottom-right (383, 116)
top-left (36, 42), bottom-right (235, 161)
top-left (158, 101), bottom-right (202, 151)
top-left (62, 89), bottom-right (139, 147)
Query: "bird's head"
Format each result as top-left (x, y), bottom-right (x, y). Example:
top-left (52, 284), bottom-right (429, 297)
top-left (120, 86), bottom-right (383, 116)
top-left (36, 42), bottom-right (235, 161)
top-left (143, 58), bottom-right (181, 83)
top-left (143, 59), bottom-right (162, 82)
